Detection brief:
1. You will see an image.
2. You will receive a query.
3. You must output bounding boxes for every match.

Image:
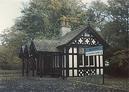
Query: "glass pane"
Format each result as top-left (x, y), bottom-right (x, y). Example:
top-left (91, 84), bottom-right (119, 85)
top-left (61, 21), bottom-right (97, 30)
top-left (84, 56), bottom-right (88, 65)
top-left (89, 56), bottom-right (94, 65)
top-left (79, 55), bottom-right (83, 65)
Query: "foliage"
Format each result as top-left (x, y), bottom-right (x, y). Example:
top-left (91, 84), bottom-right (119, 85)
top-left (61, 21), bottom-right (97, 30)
top-left (0, 0), bottom-right (87, 69)
top-left (0, 27), bottom-right (25, 69)
top-left (15, 0), bottom-right (86, 40)
top-left (1, 0), bottom-right (129, 71)
top-left (86, 1), bottom-right (108, 29)
top-left (102, 0), bottom-right (129, 49)
top-left (106, 49), bottom-right (129, 77)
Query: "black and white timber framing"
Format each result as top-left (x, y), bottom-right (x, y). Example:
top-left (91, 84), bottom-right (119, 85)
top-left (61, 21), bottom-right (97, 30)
top-left (19, 25), bottom-right (109, 78)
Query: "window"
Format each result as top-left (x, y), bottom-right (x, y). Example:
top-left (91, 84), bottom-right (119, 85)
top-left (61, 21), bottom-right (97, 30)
top-left (84, 56), bottom-right (88, 66)
top-left (79, 55), bottom-right (83, 65)
top-left (89, 56), bottom-right (94, 66)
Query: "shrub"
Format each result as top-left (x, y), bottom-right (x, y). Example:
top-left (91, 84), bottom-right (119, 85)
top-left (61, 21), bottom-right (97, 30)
top-left (105, 49), bottom-right (129, 77)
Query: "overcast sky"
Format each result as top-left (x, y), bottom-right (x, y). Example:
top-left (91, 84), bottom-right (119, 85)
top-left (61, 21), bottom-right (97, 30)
top-left (0, 0), bottom-right (29, 33)
top-left (0, 0), bottom-right (107, 34)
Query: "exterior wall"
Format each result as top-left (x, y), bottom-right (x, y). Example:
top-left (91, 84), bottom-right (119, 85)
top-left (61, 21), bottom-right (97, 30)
top-left (63, 55), bottom-right (66, 76)
top-left (62, 48), bottom-right (67, 76)
top-left (67, 47), bottom-right (103, 77)
top-left (68, 48), bottom-right (77, 76)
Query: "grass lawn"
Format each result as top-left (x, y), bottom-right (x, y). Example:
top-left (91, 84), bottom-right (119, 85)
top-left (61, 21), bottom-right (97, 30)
top-left (68, 75), bottom-right (129, 91)
top-left (104, 75), bottom-right (129, 91)
top-left (0, 70), bottom-right (128, 92)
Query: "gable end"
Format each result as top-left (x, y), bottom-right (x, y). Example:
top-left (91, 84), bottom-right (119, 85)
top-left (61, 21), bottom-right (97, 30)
top-left (65, 26), bottom-right (108, 47)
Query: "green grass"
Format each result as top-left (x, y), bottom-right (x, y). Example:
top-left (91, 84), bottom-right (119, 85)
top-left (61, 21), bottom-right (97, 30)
top-left (104, 75), bottom-right (129, 91)
top-left (0, 70), bottom-right (21, 80)
top-left (0, 70), bottom-right (128, 91)
top-left (68, 75), bottom-right (129, 91)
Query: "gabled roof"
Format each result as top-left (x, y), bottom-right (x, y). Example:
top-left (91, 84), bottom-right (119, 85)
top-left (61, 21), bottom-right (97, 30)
top-left (58, 25), bottom-right (109, 48)
top-left (33, 39), bottom-right (60, 52)
top-left (33, 25), bottom-right (109, 52)
top-left (58, 26), bottom-right (86, 46)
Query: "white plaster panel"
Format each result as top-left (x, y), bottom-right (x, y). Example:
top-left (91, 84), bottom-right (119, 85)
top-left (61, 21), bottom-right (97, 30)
top-left (96, 56), bottom-right (99, 67)
top-left (101, 69), bottom-right (103, 75)
top-left (74, 70), bottom-right (77, 76)
top-left (69, 55), bottom-right (72, 68)
top-left (69, 70), bottom-right (72, 76)
top-left (74, 55), bottom-right (77, 68)
top-left (64, 55), bottom-right (66, 68)
top-left (69, 48), bottom-right (72, 53)
top-left (74, 48), bottom-right (77, 53)
top-left (64, 70), bottom-right (66, 76)
top-left (96, 69), bottom-right (99, 75)
top-left (100, 56), bottom-right (103, 67)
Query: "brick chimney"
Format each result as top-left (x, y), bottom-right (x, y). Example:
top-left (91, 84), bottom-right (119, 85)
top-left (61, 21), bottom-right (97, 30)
top-left (60, 16), bottom-right (71, 36)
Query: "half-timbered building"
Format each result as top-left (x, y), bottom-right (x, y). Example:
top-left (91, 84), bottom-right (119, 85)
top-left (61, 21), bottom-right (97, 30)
top-left (19, 19), bottom-right (109, 78)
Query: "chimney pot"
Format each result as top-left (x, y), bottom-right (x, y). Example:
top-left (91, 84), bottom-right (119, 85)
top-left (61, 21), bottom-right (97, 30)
top-left (60, 16), bottom-right (71, 36)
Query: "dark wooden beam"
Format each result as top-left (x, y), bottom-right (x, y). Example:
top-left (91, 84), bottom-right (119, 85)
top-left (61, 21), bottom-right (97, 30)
top-left (77, 47), bottom-right (79, 77)
top-left (72, 47), bottom-right (74, 77)
top-left (94, 56), bottom-right (97, 75)
top-left (22, 58), bottom-right (25, 76)
top-left (39, 54), bottom-right (42, 77)
top-left (62, 52), bottom-right (65, 79)
top-left (32, 57), bottom-right (35, 77)
top-left (26, 59), bottom-right (29, 76)
top-left (59, 54), bottom-right (62, 77)
top-left (98, 56), bottom-right (101, 75)
top-left (66, 47), bottom-right (69, 77)
top-left (36, 55), bottom-right (39, 76)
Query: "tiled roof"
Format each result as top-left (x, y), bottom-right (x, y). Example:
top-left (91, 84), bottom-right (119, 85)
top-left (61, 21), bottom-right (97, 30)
top-left (58, 26), bottom-right (86, 46)
top-left (33, 25), bottom-right (109, 52)
top-left (33, 39), bottom-right (60, 52)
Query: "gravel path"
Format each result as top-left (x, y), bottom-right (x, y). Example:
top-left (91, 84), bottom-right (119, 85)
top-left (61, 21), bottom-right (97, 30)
top-left (0, 77), bottom-right (127, 92)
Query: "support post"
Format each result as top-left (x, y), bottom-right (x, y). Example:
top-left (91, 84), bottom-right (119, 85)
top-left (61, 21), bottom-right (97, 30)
top-left (62, 53), bottom-right (65, 79)
top-left (39, 54), bottom-right (42, 77)
top-left (66, 47), bottom-right (69, 77)
top-left (72, 47), bottom-right (74, 77)
top-left (36, 56), bottom-right (39, 76)
top-left (32, 57), bottom-right (35, 77)
top-left (22, 58), bottom-right (25, 76)
top-left (77, 47), bottom-right (79, 77)
top-left (59, 53), bottom-right (62, 77)
top-left (26, 59), bottom-right (29, 76)
top-left (102, 55), bottom-right (105, 84)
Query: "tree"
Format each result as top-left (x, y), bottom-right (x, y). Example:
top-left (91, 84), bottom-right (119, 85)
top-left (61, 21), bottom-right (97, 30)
top-left (0, 27), bottom-right (25, 69)
top-left (106, 49), bottom-right (129, 77)
top-left (15, 0), bottom-right (86, 40)
top-left (102, 0), bottom-right (129, 49)
top-left (0, 0), bottom-right (87, 69)
top-left (86, 1), bottom-right (108, 29)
